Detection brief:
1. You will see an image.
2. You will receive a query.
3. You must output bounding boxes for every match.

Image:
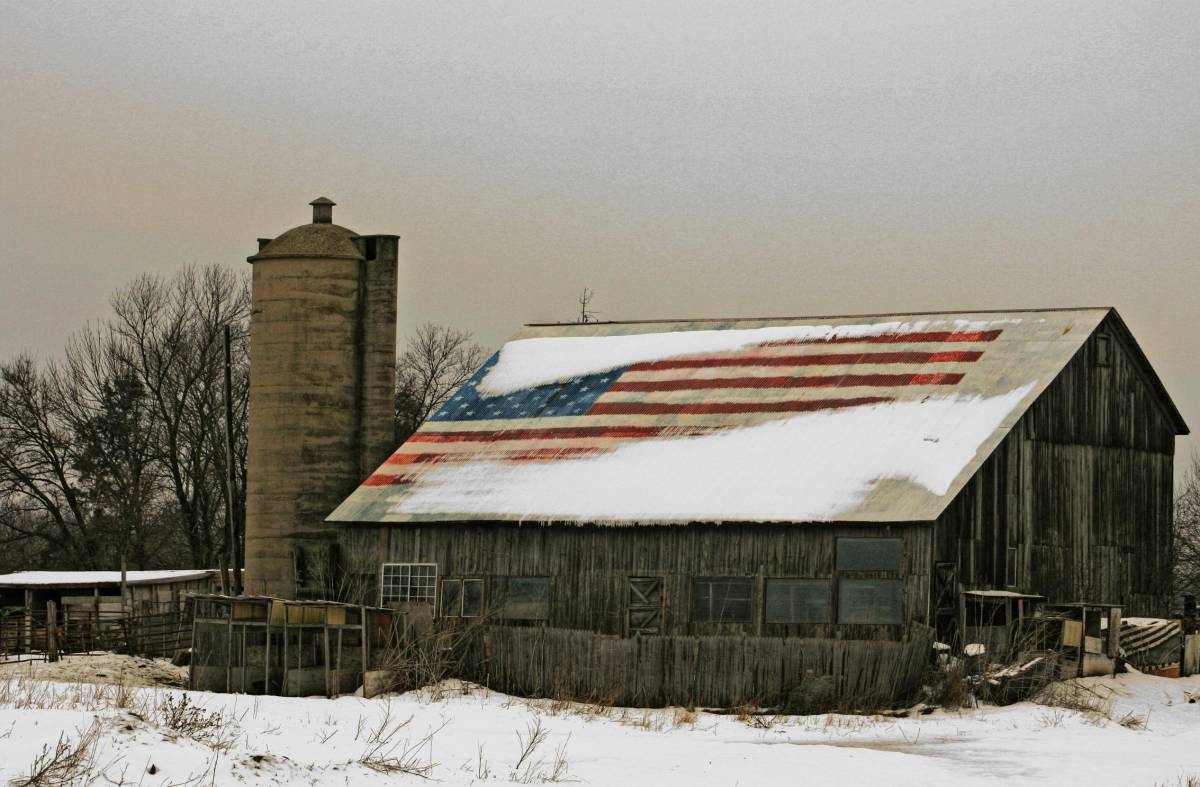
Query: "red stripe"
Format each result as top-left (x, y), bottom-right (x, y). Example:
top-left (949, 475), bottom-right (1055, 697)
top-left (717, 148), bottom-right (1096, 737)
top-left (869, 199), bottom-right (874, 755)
top-left (607, 372), bottom-right (963, 392)
top-left (361, 473), bottom-right (419, 486)
top-left (762, 329), bottom-right (1003, 346)
top-left (408, 425), bottom-right (720, 443)
top-left (628, 349), bottom-right (982, 371)
top-left (589, 396), bottom-right (892, 416)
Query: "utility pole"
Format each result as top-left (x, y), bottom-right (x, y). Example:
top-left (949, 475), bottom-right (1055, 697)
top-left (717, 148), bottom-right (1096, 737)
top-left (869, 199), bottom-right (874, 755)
top-left (223, 324), bottom-right (243, 595)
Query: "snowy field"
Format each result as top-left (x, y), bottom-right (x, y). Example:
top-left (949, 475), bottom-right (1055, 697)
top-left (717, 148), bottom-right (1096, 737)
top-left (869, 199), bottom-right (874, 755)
top-left (0, 657), bottom-right (1198, 786)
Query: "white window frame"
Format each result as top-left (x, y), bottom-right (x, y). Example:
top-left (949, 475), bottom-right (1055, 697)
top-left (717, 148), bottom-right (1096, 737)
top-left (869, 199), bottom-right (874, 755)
top-left (380, 563), bottom-right (437, 605)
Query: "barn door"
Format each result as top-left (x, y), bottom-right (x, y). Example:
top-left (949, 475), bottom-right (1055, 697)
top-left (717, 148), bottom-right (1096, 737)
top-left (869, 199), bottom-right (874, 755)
top-left (934, 562), bottom-right (959, 647)
top-left (626, 577), bottom-right (663, 636)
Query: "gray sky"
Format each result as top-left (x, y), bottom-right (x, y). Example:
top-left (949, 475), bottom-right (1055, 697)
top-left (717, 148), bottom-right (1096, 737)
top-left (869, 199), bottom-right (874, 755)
top-left (2, 1), bottom-right (1197, 470)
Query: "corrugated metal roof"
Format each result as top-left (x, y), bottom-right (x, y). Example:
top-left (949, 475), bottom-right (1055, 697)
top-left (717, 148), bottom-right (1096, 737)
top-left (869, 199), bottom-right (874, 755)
top-left (329, 307), bottom-right (1152, 526)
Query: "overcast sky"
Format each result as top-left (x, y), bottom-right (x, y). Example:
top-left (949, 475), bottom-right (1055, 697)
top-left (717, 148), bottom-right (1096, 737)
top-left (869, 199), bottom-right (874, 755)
top-left (1, 1), bottom-right (1197, 469)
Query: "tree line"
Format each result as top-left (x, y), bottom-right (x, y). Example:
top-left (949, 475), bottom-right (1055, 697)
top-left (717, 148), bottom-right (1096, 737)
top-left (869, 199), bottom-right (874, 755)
top-left (0, 264), bottom-right (483, 574)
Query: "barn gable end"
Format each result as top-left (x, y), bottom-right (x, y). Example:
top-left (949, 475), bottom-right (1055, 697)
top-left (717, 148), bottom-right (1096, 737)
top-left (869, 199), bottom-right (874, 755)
top-left (933, 311), bottom-right (1184, 620)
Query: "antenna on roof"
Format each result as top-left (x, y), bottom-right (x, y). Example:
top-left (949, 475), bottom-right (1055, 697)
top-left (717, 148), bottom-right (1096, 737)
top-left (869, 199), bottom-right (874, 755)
top-left (577, 288), bottom-right (598, 324)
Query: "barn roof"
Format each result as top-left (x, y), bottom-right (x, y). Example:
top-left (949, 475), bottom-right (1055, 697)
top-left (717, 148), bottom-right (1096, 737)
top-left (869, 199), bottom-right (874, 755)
top-left (330, 307), bottom-right (1182, 526)
top-left (0, 570), bottom-right (217, 589)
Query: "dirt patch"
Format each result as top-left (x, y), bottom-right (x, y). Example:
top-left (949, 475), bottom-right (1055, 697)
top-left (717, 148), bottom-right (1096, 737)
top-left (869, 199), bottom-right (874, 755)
top-left (0, 653), bottom-right (186, 688)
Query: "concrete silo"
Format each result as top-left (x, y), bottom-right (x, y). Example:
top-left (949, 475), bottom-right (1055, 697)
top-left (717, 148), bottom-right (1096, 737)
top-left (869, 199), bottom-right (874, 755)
top-left (244, 198), bottom-right (398, 598)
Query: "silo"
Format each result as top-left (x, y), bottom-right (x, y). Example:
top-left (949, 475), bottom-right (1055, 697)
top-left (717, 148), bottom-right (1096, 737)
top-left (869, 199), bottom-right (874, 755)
top-left (244, 198), bottom-right (398, 597)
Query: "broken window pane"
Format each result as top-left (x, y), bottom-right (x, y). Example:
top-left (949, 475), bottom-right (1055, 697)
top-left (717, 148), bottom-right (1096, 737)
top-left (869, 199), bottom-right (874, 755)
top-left (764, 579), bottom-right (830, 624)
top-left (462, 579), bottom-right (483, 618)
top-left (690, 577), bottom-right (753, 623)
top-left (836, 538), bottom-right (901, 572)
top-left (440, 579), bottom-right (462, 617)
top-left (837, 579), bottom-right (903, 624)
top-left (492, 577), bottom-right (550, 620)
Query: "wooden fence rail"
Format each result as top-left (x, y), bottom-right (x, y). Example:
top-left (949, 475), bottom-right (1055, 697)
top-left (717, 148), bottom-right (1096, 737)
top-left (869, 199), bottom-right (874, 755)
top-left (0, 606), bottom-right (192, 663)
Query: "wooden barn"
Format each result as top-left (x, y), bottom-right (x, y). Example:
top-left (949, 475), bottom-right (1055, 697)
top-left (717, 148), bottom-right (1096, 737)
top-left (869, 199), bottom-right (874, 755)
top-left (328, 308), bottom-right (1186, 667)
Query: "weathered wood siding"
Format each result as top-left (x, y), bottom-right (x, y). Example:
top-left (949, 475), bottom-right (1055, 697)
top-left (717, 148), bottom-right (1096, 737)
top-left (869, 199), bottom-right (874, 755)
top-left (341, 522), bottom-right (931, 641)
top-left (934, 315), bottom-right (1177, 615)
top-left (457, 625), bottom-right (933, 708)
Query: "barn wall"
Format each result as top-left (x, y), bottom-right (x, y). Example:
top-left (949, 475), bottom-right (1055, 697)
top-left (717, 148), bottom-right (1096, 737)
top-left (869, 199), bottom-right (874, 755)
top-left (340, 522), bottom-right (932, 641)
top-left (935, 315), bottom-right (1177, 616)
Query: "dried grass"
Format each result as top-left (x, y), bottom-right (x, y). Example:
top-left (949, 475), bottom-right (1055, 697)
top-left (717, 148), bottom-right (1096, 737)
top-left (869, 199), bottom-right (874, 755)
top-left (8, 718), bottom-right (102, 787)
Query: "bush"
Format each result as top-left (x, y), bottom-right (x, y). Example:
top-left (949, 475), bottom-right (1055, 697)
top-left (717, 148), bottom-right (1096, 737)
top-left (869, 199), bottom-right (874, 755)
top-left (783, 675), bottom-right (838, 715)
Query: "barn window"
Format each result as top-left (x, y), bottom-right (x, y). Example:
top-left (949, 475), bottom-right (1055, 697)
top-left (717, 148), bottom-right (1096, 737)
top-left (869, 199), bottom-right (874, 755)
top-left (837, 579), bottom-right (904, 624)
top-left (764, 579), bottom-right (830, 624)
top-left (1005, 547), bottom-right (1019, 587)
top-left (380, 563), bottom-right (437, 604)
top-left (690, 577), bottom-right (754, 623)
top-left (441, 579), bottom-right (462, 617)
top-left (1095, 334), bottom-right (1112, 368)
top-left (492, 577), bottom-right (550, 620)
top-left (440, 578), bottom-right (484, 618)
top-left (836, 538), bottom-right (901, 572)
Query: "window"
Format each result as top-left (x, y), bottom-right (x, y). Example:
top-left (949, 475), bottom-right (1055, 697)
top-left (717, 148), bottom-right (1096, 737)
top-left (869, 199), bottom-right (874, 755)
top-left (441, 579), bottom-right (462, 617)
top-left (380, 563), bottom-right (436, 604)
top-left (440, 578), bottom-right (484, 618)
top-left (1005, 547), bottom-right (1019, 587)
top-left (836, 538), bottom-right (901, 571)
top-left (462, 579), bottom-right (483, 618)
top-left (492, 577), bottom-right (550, 620)
top-left (691, 577), bottom-right (754, 623)
top-left (836, 538), bottom-right (904, 625)
top-left (764, 579), bottom-right (830, 624)
top-left (838, 579), bottom-right (904, 624)
top-left (1095, 334), bottom-right (1112, 368)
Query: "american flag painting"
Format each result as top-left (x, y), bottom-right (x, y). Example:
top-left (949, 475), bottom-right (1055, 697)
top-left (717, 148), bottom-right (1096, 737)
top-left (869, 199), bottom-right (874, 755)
top-left (330, 310), bottom-right (1109, 524)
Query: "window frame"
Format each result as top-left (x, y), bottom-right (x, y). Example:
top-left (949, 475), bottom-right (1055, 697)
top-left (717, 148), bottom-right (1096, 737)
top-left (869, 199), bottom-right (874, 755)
top-left (1095, 334), bottom-right (1112, 368)
top-left (491, 576), bottom-right (551, 621)
top-left (835, 537), bottom-right (905, 626)
top-left (763, 577), bottom-right (832, 625)
top-left (379, 562), bottom-right (438, 606)
top-left (439, 577), bottom-right (485, 618)
top-left (690, 576), bottom-right (755, 624)
top-left (837, 578), bottom-right (905, 625)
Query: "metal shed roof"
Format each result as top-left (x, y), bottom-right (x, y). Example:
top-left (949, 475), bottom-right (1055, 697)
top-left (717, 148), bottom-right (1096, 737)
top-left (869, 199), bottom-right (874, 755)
top-left (330, 307), bottom-right (1180, 526)
top-left (0, 570), bottom-right (216, 589)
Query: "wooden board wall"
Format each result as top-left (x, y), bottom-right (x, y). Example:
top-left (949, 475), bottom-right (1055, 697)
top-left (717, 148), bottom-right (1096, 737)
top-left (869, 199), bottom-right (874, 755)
top-left (934, 314), bottom-right (1177, 616)
top-left (340, 521), bottom-right (931, 641)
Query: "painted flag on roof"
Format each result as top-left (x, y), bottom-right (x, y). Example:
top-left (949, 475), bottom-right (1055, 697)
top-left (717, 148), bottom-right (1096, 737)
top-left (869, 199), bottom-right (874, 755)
top-left (329, 310), bottom-right (1111, 525)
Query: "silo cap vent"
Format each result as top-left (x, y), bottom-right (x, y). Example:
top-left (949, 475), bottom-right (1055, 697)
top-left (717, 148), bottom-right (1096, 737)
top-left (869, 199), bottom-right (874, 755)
top-left (310, 197), bottom-right (335, 224)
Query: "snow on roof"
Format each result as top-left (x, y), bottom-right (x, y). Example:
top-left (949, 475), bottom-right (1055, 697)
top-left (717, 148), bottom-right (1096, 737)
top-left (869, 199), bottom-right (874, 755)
top-left (0, 570), bottom-right (216, 588)
top-left (330, 308), bottom-right (1113, 525)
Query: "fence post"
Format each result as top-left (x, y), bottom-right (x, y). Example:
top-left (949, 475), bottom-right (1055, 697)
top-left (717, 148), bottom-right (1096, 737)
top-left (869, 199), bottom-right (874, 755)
top-left (46, 601), bottom-right (58, 662)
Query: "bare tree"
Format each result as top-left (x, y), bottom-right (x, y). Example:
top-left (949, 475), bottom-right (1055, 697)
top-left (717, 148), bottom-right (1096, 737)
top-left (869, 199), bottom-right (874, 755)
top-left (0, 355), bottom-right (103, 567)
top-left (1174, 453), bottom-right (1200, 601)
top-left (0, 264), bottom-right (250, 572)
top-left (394, 324), bottom-right (486, 443)
top-left (107, 264), bottom-right (250, 569)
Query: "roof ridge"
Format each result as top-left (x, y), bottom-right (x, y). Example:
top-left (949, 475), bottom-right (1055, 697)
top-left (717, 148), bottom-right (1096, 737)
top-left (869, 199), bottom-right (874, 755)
top-left (525, 306), bottom-right (1113, 327)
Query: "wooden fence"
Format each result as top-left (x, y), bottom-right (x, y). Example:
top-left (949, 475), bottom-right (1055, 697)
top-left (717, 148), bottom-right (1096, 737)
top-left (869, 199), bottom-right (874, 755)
top-left (0, 606), bottom-right (192, 663)
top-left (460, 625), bottom-right (933, 709)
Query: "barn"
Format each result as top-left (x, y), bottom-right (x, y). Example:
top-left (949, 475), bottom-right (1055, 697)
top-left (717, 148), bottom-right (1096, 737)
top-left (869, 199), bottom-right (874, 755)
top-left (329, 307), bottom-right (1187, 657)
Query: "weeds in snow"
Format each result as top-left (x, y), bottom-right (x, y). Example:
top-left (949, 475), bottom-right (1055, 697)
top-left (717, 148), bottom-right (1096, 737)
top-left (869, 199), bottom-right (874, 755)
top-left (354, 703), bottom-right (446, 778)
top-left (509, 716), bottom-right (575, 783)
top-left (156, 694), bottom-right (237, 749)
top-left (9, 718), bottom-right (102, 787)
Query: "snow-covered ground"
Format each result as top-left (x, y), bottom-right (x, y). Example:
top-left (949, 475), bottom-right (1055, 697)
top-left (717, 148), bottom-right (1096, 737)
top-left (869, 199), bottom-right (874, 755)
top-left (0, 656), bottom-right (1198, 786)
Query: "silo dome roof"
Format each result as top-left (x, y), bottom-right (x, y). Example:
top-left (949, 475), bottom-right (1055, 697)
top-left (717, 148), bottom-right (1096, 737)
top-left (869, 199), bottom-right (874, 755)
top-left (247, 222), bottom-right (364, 262)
